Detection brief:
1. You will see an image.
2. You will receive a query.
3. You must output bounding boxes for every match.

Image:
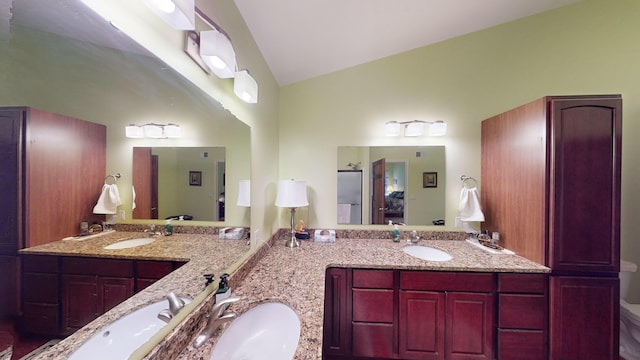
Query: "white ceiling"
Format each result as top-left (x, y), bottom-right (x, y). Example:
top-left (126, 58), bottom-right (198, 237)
top-left (233, 0), bottom-right (581, 86)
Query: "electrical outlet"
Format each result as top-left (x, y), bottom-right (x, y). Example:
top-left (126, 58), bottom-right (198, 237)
top-left (455, 216), bottom-right (462, 228)
top-left (118, 210), bottom-right (126, 220)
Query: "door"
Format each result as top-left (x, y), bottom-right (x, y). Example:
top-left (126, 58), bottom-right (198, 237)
top-left (372, 158), bottom-right (386, 224)
top-left (132, 147), bottom-right (153, 219)
top-left (150, 155), bottom-right (159, 219)
top-left (337, 170), bottom-right (362, 224)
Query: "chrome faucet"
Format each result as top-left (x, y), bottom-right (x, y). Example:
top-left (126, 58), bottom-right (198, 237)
top-left (157, 292), bottom-right (187, 323)
top-left (144, 224), bottom-right (162, 237)
top-left (193, 296), bottom-right (241, 348)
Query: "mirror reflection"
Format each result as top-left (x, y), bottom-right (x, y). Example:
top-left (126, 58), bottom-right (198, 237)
top-left (338, 146), bottom-right (446, 226)
top-left (132, 147), bottom-right (226, 221)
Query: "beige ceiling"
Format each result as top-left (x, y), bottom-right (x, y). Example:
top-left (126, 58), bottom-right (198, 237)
top-left (233, 0), bottom-right (581, 86)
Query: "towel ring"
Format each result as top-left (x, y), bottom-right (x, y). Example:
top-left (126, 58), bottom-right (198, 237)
top-left (460, 175), bottom-right (478, 189)
top-left (104, 173), bottom-right (121, 185)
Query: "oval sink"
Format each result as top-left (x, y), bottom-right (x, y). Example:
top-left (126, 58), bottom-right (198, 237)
top-left (209, 302), bottom-right (300, 360)
top-left (104, 237), bottom-right (156, 250)
top-left (403, 245), bottom-right (453, 262)
top-left (68, 297), bottom-right (190, 360)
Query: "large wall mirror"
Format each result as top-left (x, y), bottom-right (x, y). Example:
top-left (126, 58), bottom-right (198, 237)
top-left (338, 146), bottom-right (445, 226)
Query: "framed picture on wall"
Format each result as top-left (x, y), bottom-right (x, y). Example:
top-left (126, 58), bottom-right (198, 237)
top-left (189, 171), bottom-right (202, 186)
top-left (423, 172), bottom-right (437, 188)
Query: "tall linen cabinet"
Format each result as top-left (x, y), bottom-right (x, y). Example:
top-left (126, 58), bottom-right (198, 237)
top-left (481, 95), bottom-right (621, 359)
top-left (0, 107), bottom-right (106, 321)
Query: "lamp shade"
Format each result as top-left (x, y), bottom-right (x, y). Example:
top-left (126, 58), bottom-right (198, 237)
top-left (404, 121), bottom-right (424, 137)
top-left (234, 70), bottom-right (258, 103)
top-left (164, 123), bottom-right (181, 138)
top-left (125, 125), bottom-right (144, 138)
top-left (143, 124), bottom-right (164, 138)
top-left (237, 180), bottom-right (251, 207)
top-left (385, 121), bottom-right (401, 136)
top-left (200, 29), bottom-right (237, 79)
top-left (428, 121), bottom-right (447, 136)
top-left (142, 0), bottom-right (195, 30)
top-left (275, 180), bottom-right (309, 208)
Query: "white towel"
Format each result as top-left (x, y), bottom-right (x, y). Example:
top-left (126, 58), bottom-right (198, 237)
top-left (459, 187), bottom-right (485, 222)
top-left (93, 183), bottom-right (122, 214)
top-left (131, 185), bottom-right (137, 211)
top-left (338, 203), bottom-right (351, 223)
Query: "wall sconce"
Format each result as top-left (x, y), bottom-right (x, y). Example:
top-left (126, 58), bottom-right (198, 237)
top-left (234, 70), bottom-right (258, 103)
top-left (237, 180), bottom-right (251, 207)
top-left (142, 0), bottom-right (195, 30)
top-left (200, 29), bottom-right (237, 79)
top-left (125, 123), bottom-right (181, 139)
top-left (275, 179), bottom-right (309, 248)
top-left (385, 120), bottom-right (447, 137)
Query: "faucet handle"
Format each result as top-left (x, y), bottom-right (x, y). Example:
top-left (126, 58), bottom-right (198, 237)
top-left (212, 296), bottom-right (241, 318)
top-left (166, 292), bottom-right (185, 315)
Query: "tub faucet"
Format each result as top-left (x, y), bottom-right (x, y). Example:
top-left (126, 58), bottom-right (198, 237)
top-left (193, 296), bottom-right (241, 348)
top-left (157, 292), bottom-right (186, 323)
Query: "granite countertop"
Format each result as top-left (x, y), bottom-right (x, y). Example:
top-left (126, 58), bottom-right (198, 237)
top-left (178, 238), bottom-right (549, 360)
top-left (20, 230), bottom-right (250, 359)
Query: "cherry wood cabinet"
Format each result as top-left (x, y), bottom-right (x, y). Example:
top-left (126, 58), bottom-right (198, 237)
top-left (0, 107), bottom-right (106, 320)
top-left (21, 255), bottom-right (60, 334)
top-left (481, 95), bottom-right (622, 359)
top-left (323, 268), bottom-right (497, 360)
top-left (135, 260), bottom-right (185, 292)
top-left (497, 273), bottom-right (548, 360)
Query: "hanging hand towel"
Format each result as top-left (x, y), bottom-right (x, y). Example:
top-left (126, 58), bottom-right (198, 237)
top-left (93, 183), bottom-right (122, 214)
top-left (131, 185), bottom-right (137, 211)
top-left (338, 203), bottom-right (351, 223)
top-left (459, 187), bottom-right (485, 222)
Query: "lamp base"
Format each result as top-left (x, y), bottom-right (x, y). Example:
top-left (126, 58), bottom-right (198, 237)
top-left (285, 236), bottom-right (300, 248)
top-left (285, 207), bottom-right (300, 248)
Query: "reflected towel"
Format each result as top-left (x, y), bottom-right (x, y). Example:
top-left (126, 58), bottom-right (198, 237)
top-left (459, 187), bottom-right (485, 222)
top-left (131, 185), bottom-right (137, 211)
top-left (338, 203), bottom-right (351, 223)
top-left (93, 183), bottom-right (122, 214)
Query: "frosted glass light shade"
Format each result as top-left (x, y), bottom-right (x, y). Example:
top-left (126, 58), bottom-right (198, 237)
top-left (143, 124), bottom-right (164, 138)
top-left (164, 124), bottom-right (181, 138)
top-left (200, 29), bottom-right (237, 79)
top-left (404, 121), bottom-right (424, 137)
top-left (142, 0), bottom-right (195, 30)
top-left (125, 125), bottom-right (144, 138)
top-left (234, 70), bottom-right (258, 103)
top-left (275, 180), bottom-right (309, 208)
top-left (385, 121), bottom-right (401, 136)
top-left (428, 121), bottom-right (447, 136)
top-left (237, 180), bottom-right (251, 207)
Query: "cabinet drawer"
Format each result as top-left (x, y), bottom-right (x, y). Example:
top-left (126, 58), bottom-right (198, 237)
top-left (22, 255), bottom-right (59, 273)
top-left (22, 302), bottom-right (59, 334)
top-left (400, 271), bottom-right (494, 292)
top-left (353, 269), bottom-right (393, 289)
top-left (136, 260), bottom-right (174, 279)
top-left (353, 289), bottom-right (393, 323)
top-left (62, 257), bottom-right (133, 277)
top-left (352, 322), bottom-right (394, 358)
top-left (498, 273), bottom-right (547, 293)
top-left (498, 329), bottom-right (546, 360)
top-left (22, 272), bottom-right (58, 303)
top-left (499, 294), bottom-right (546, 329)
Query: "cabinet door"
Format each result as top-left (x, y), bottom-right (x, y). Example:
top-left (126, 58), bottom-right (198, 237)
top-left (446, 292), bottom-right (494, 360)
top-left (0, 110), bottom-right (21, 255)
top-left (399, 290), bottom-right (445, 360)
top-left (550, 276), bottom-right (618, 360)
top-left (62, 274), bottom-right (99, 334)
top-left (549, 97), bottom-right (621, 273)
top-left (322, 268), bottom-right (351, 358)
top-left (100, 277), bottom-right (133, 313)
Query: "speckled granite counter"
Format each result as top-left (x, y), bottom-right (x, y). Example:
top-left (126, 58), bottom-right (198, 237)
top-left (178, 238), bottom-right (549, 360)
top-left (19, 230), bottom-right (250, 359)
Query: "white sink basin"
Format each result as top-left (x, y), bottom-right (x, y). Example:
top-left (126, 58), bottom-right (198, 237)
top-left (403, 245), bottom-right (453, 261)
top-left (68, 297), bottom-right (190, 360)
top-left (209, 302), bottom-right (300, 360)
top-left (104, 237), bottom-right (156, 250)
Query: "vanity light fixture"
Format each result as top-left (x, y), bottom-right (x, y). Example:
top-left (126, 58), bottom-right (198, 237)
top-left (275, 179), bottom-right (309, 248)
top-left (384, 120), bottom-right (447, 137)
top-left (125, 123), bottom-right (181, 139)
top-left (200, 29), bottom-right (237, 79)
top-left (234, 70), bottom-right (258, 103)
top-left (142, 0), bottom-right (195, 30)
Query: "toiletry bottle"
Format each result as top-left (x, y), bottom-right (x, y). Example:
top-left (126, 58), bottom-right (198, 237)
top-left (164, 219), bottom-right (173, 236)
top-left (391, 224), bottom-right (401, 243)
top-left (215, 273), bottom-right (231, 303)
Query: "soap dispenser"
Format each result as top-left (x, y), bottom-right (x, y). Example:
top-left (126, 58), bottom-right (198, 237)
top-left (215, 273), bottom-right (231, 303)
top-left (391, 224), bottom-right (401, 243)
top-left (164, 219), bottom-right (173, 236)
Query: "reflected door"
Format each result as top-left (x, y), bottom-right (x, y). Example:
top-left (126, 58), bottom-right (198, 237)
top-left (372, 158), bottom-right (386, 224)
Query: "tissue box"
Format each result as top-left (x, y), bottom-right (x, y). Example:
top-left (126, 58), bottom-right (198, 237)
top-left (219, 227), bottom-right (244, 240)
top-left (314, 229), bottom-right (336, 243)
